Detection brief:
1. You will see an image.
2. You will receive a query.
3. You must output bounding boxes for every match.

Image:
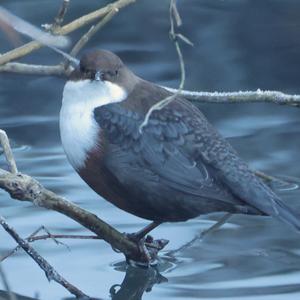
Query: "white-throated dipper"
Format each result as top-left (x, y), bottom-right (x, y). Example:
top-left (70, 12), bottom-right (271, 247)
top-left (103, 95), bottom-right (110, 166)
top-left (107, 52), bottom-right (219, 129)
top-left (60, 49), bottom-right (300, 244)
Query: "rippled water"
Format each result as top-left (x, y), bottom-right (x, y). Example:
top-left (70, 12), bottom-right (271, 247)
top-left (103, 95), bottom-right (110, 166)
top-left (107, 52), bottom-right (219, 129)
top-left (1, 0), bottom-right (300, 299)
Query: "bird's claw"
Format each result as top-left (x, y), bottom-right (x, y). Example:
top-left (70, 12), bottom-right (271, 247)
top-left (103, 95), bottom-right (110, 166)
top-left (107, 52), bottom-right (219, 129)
top-left (124, 233), bottom-right (169, 267)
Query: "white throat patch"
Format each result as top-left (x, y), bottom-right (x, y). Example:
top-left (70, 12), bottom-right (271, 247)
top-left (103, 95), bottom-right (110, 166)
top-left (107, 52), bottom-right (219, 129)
top-left (60, 79), bottom-right (127, 169)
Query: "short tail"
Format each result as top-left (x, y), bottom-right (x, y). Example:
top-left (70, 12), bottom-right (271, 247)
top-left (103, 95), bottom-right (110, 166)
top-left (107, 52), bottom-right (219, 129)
top-left (243, 183), bottom-right (300, 232)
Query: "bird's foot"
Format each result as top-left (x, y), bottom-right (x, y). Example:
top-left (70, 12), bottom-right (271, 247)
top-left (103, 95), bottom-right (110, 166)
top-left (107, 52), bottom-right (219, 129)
top-left (125, 233), bottom-right (169, 267)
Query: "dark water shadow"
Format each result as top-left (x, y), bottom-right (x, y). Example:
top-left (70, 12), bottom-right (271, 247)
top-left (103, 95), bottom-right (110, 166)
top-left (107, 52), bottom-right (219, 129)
top-left (109, 264), bottom-right (167, 300)
top-left (0, 290), bottom-right (38, 300)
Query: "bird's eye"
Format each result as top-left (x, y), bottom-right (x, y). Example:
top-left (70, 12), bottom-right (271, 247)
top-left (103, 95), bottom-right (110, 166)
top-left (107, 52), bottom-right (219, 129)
top-left (115, 69), bottom-right (119, 76)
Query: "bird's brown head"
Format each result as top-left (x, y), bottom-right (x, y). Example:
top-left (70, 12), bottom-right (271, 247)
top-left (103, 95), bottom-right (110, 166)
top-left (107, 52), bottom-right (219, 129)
top-left (69, 49), bottom-right (138, 93)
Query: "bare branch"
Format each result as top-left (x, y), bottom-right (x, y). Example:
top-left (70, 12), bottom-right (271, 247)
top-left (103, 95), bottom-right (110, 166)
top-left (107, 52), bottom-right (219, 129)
top-left (139, 0), bottom-right (192, 132)
top-left (0, 129), bottom-right (167, 269)
top-left (0, 7), bottom-right (70, 49)
top-left (0, 169), bottom-right (140, 259)
top-left (1, 64), bottom-right (300, 109)
top-left (70, 5), bottom-right (120, 58)
top-left (0, 225), bottom-right (99, 263)
top-left (0, 0), bottom-right (136, 66)
top-left (165, 87), bottom-right (300, 107)
top-left (0, 216), bottom-right (91, 299)
top-left (0, 130), bottom-right (17, 174)
top-left (1, 225), bottom-right (49, 262)
top-left (166, 213), bottom-right (232, 257)
top-left (0, 62), bottom-right (65, 76)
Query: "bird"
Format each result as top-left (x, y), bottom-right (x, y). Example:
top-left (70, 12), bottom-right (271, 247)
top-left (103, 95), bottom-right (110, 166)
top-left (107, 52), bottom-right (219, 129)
top-left (59, 49), bottom-right (300, 246)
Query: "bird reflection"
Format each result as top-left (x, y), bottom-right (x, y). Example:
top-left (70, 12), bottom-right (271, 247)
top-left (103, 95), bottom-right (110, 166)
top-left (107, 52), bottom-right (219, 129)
top-left (110, 264), bottom-right (168, 300)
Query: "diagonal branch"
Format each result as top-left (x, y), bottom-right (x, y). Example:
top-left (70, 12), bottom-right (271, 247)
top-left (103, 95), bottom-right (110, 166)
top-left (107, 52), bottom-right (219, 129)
top-left (0, 169), bottom-right (140, 260)
top-left (0, 216), bottom-right (91, 299)
top-left (70, 5), bottom-right (121, 58)
top-left (0, 0), bottom-right (136, 66)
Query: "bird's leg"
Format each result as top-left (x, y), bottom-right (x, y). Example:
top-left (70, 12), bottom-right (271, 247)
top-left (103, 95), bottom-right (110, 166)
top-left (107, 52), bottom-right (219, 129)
top-left (126, 221), bottom-right (169, 265)
top-left (128, 221), bottom-right (162, 242)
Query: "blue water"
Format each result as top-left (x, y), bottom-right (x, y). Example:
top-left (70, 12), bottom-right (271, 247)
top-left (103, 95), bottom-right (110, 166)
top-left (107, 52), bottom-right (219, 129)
top-left (1, 1), bottom-right (300, 299)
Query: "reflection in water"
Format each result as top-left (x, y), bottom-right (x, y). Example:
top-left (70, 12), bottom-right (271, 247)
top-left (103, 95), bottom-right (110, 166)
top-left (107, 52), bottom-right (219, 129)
top-left (0, 290), bottom-right (38, 300)
top-left (0, 265), bottom-right (168, 300)
top-left (110, 265), bottom-right (167, 300)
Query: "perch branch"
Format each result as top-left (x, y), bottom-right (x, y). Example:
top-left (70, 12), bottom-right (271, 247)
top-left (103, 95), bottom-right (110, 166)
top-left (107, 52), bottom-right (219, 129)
top-left (0, 169), bottom-right (140, 259)
top-left (0, 0), bottom-right (136, 66)
top-left (0, 129), bottom-right (141, 261)
top-left (0, 216), bottom-right (90, 299)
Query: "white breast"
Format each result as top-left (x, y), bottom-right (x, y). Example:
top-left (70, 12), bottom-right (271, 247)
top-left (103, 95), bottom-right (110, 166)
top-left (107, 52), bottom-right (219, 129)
top-left (60, 79), bottom-right (127, 170)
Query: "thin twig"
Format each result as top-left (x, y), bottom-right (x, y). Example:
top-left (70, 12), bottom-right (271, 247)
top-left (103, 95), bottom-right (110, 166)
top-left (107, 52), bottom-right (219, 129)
top-left (1, 225), bottom-right (48, 262)
top-left (0, 62), bottom-right (65, 76)
top-left (199, 213), bottom-right (232, 239)
top-left (1, 226), bottom-right (99, 263)
top-left (64, 6), bottom-right (120, 70)
top-left (167, 213), bottom-right (232, 256)
top-left (28, 233), bottom-right (99, 242)
top-left (70, 6), bottom-right (120, 58)
top-left (164, 87), bottom-right (300, 107)
top-left (0, 216), bottom-right (90, 299)
top-left (255, 170), bottom-right (285, 184)
top-left (139, 0), bottom-right (192, 132)
top-left (0, 0), bottom-right (136, 66)
top-left (53, 0), bottom-right (70, 29)
top-left (0, 130), bottom-right (17, 174)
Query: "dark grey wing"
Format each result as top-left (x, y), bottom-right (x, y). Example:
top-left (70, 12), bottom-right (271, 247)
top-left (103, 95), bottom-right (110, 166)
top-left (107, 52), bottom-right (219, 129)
top-left (94, 101), bottom-right (248, 221)
top-left (177, 99), bottom-right (300, 231)
top-left (95, 96), bottom-right (300, 230)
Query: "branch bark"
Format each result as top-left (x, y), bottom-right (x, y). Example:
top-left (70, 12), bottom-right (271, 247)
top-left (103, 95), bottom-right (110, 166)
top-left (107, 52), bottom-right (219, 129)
top-left (0, 62), bottom-right (65, 76)
top-left (0, 169), bottom-right (140, 260)
top-left (0, 216), bottom-right (91, 299)
top-left (165, 87), bottom-right (300, 107)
